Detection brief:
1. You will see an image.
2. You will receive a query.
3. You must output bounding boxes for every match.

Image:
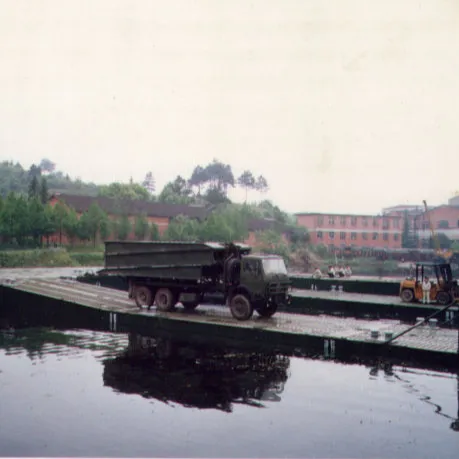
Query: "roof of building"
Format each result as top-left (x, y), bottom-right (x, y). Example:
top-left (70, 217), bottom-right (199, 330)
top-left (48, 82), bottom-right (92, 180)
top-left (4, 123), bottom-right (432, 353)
top-left (294, 212), bottom-right (401, 219)
top-left (50, 193), bottom-right (210, 220)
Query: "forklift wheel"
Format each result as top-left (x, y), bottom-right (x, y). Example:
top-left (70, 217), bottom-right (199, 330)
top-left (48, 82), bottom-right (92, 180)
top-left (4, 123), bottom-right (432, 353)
top-left (436, 291), bottom-right (451, 306)
top-left (400, 289), bottom-right (414, 303)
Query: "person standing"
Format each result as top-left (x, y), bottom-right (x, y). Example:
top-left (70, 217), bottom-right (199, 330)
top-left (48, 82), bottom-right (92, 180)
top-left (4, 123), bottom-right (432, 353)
top-left (422, 276), bottom-right (431, 304)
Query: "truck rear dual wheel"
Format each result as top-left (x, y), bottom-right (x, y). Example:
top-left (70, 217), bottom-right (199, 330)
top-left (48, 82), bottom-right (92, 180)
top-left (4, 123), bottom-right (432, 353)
top-left (155, 288), bottom-right (178, 312)
top-left (134, 286), bottom-right (154, 309)
top-left (230, 294), bottom-right (254, 321)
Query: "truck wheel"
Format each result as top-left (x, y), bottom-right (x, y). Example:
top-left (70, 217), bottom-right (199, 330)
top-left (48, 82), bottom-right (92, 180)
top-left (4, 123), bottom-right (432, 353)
top-left (134, 286), bottom-right (154, 309)
top-left (230, 294), bottom-right (253, 321)
top-left (256, 303), bottom-right (278, 318)
top-left (155, 288), bottom-right (176, 312)
top-left (436, 291), bottom-right (451, 305)
top-left (400, 289), bottom-right (414, 303)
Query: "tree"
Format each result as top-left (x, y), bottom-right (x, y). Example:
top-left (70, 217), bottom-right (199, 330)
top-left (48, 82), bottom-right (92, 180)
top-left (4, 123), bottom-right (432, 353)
top-left (28, 198), bottom-right (46, 246)
top-left (84, 202), bottom-right (107, 246)
top-left (63, 208), bottom-right (79, 245)
top-left (237, 170), bottom-right (256, 202)
top-left (76, 212), bottom-right (92, 243)
top-left (42, 204), bottom-right (57, 247)
top-left (134, 214), bottom-right (149, 240)
top-left (99, 216), bottom-right (111, 241)
top-left (163, 215), bottom-right (199, 241)
top-left (149, 222), bottom-right (160, 241)
top-left (28, 164), bottom-right (41, 179)
top-left (188, 165), bottom-right (208, 195)
top-left (39, 158), bottom-right (56, 175)
top-left (401, 211), bottom-right (418, 249)
top-left (142, 172), bottom-right (156, 194)
top-left (28, 175), bottom-right (40, 200)
top-left (40, 177), bottom-right (49, 204)
top-left (0, 193), bottom-right (29, 245)
top-left (255, 175), bottom-right (269, 194)
top-left (158, 175), bottom-right (195, 204)
top-left (53, 201), bottom-right (69, 245)
top-left (99, 182), bottom-right (150, 201)
top-left (204, 159), bottom-right (235, 195)
top-left (115, 215), bottom-right (131, 240)
top-left (255, 230), bottom-right (290, 262)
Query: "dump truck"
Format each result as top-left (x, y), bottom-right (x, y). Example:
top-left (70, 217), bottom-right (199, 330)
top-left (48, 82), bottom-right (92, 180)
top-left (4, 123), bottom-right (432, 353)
top-left (99, 241), bottom-right (292, 320)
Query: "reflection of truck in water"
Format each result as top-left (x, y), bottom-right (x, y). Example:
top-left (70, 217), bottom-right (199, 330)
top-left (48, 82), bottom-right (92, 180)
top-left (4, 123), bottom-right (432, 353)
top-left (102, 333), bottom-right (290, 412)
top-left (99, 241), bottom-right (292, 320)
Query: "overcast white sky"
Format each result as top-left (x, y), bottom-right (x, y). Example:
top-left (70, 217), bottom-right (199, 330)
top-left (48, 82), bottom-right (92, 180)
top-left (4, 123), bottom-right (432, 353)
top-left (1, 0), bottom-right (459, 215)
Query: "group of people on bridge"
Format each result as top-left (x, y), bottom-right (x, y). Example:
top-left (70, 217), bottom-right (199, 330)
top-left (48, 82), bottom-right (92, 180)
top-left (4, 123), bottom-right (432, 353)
top-left (312, 265), bottom-right (352, 279)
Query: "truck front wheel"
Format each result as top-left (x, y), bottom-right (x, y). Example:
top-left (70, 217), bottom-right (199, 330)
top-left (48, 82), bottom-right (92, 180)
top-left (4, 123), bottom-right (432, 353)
top-left (229, 294), bottom-right (254, 321)
top-left (155, 288), bottom-right (177, 312)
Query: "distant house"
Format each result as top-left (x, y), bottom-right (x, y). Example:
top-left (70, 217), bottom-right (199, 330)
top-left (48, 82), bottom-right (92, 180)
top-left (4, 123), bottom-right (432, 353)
top-left (48, 193), bottom-right (210, 244)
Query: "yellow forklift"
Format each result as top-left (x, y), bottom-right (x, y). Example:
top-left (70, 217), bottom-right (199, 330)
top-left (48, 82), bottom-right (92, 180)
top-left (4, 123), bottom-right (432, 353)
top-left (399, 262), bottom-right (458, 305)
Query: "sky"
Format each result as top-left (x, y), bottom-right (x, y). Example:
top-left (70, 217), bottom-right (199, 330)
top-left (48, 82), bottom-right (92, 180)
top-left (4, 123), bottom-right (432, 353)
top-left (1, 0), bottom-right (459, 215)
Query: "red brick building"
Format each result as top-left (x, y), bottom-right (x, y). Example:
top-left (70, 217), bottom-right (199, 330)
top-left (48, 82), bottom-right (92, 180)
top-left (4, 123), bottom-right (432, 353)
top-left (48, 193), bottom-right (210, 244)
top-left (413, 205), bottom-right (459, 245)
top-left (47, 193), bottom-right (285, 247)
top-left (295, 212), bottom-right (403, 250)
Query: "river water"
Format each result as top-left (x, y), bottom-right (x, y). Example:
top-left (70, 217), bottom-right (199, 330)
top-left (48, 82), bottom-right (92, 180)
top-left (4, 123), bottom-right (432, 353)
top-left (0, 324), bottom-right (458, 458)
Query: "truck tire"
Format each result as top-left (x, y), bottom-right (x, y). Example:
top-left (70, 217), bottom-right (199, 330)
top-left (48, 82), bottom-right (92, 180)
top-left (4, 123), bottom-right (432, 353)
top-left (229, 294), bottom-right (254, 321)
top-left (256, 302), bottom-right (278, 318)
top-left (134, 286), bottom-right (154, 309)
top-left (155, 288), bottom-right (176, 312)
top-left (400, 289), bottom-right (414, 303)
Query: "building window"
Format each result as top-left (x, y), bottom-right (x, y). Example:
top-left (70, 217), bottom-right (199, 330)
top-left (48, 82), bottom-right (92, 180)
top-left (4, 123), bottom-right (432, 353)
top-left (351, 216), bottom-right (357, 226)
top-left (383, 233), bottom-right (388, 241)
top-left (382, 219), bottom-right (390, 230)
top-left (394, 233), bottom-right (399, 241)
top-left (340, 216), bottom-right (346, 225)
top-left (362, 217), bottom-right (368, 227)
top-left (351, 232), bottom-right (357, 240)
top-left (362, 232), bottom-right (368, 240)
top-left (438, 220), bottom-right (449, 229)
top-left (329, 231), bottom-right (335, 239)
top-left (318, 216), bottom-right (323, 225)
top-left (422, 221), bottom-right (429, 230)
top-left (393, 219), bottom-right (400, 229)
top-left (340, 232), bottom-right (346, 240)
top-left (373, 218), bottom-right (379, 227)
top-left (317, 231), bottom-right (323, 239)
top-left (329, 216), bottom-right (335, 225)
top-left (373, 232), bottom-right (378, 240)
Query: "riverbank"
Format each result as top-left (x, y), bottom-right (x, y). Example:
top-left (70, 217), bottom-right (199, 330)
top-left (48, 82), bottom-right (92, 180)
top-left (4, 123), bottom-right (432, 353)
top-left (0, 248), bottom-right (103, 268)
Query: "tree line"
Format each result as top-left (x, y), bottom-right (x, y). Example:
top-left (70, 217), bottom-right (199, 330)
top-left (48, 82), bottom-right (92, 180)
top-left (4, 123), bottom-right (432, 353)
top-left (0, 158), bottom-right (270, 206)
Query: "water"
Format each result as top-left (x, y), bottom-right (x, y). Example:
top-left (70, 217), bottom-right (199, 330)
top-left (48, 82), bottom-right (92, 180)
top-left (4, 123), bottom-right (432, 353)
top-left (0, 326), bottom-right (457, 458)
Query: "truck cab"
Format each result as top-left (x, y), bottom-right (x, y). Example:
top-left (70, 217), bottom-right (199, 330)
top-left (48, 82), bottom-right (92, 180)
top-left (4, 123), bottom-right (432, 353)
top-left (226, 254), bottom-right (291, 319)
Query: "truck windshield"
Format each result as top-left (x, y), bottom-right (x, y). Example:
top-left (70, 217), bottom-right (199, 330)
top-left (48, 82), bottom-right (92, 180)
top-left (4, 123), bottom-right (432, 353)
top-left (262, 258), bottom-right (287, 275)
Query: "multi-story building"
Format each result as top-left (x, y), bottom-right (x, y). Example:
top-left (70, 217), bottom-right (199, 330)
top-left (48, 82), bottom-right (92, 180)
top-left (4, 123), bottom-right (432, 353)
top-left (295, 212), bottom-right (403, 250)
top-left (413, 205), bottom-right (459, 245)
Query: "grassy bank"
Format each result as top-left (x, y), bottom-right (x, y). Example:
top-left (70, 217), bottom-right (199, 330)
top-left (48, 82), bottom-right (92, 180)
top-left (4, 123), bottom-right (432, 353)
top-left (0, 248), bottom-right (103, 268)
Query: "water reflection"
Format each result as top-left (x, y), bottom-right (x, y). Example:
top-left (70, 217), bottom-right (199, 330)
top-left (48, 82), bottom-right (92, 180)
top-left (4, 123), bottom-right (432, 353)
top-left (102, 333), bottom-right (290, 412)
